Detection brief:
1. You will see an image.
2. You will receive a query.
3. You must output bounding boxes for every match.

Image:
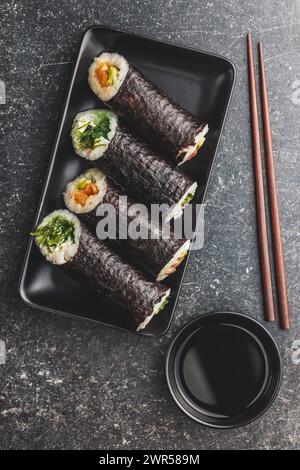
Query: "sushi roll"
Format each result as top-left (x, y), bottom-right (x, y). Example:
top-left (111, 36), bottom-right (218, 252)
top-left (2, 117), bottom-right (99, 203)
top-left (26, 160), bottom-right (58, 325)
top-left (71, 109), bottom-right (198, 221)
top-left (63, 168), bottom-right (107, 214)
top-left (31, 210), bottom-right (171, 331)
top-left (64, 168), bottom-right (191, 281)
top-left (88, 52), bottom-right (209, 166)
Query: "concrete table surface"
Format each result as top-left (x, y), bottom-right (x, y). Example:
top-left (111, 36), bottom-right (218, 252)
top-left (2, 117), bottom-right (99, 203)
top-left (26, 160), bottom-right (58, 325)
top-left (0, 0), bottom-right (299, 450)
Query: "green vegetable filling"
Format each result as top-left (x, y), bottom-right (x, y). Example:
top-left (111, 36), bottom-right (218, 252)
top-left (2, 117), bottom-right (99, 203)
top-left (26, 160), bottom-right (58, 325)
top-left (76, 112), bottom-right (111, 151)
top-left (77, 178), bottom-right (91, 190)
top-left (178, 250), bottom-right (188, 262)
top-left (157, 296), bottom-right (170, 314)
top-left (31, 215), bottom-right (75, 252)
top-left (181, 192), bottom-right (194, 207)
top-left (108, 66), bottom-right (119, 85)
top-left (197, 139), bottom-right (204, 150)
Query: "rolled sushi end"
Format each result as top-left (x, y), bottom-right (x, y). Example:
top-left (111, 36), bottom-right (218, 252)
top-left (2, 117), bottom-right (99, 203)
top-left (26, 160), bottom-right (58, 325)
top-left (177, 124), bottom-right (209, 166)
top-left (64, 168), bottom-right (107, 214)
top-left (136, 288), bottom-right (171, 332)
top-left (165, 182), bottom-right (198, 222)
top-left (31, 210), bottom-right (81, 265)
top-left (71, 109), bottom-right (118, 160)
top-left (88, 52), bottom-right (129, 102)
top-left (156, 240), bottom-right (191, 281)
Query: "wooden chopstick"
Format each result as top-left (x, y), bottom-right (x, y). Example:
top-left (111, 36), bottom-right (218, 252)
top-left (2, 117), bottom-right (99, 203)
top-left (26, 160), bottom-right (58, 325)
top-left (258, 42), bottom-right (291, 330)
top-left (247, 33), bottom-right (276, 323)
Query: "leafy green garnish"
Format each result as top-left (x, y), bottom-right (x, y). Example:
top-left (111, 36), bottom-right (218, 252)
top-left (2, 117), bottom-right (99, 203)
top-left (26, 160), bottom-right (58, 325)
top-left (76, 113), bottom-right (111, 151)
top-left (31, 215), bottom-right (75, 252)
top-left (181, 193), bottom-right (194, 207)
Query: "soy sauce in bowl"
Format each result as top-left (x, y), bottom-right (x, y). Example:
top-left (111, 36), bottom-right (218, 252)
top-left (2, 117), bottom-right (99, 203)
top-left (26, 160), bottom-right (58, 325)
top-left (166, 312), bottom-right (282, 428)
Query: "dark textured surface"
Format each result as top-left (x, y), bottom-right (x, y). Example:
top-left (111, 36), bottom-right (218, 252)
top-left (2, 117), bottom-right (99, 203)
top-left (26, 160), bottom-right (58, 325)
top-left (0, 0), bottom-right (299, 450)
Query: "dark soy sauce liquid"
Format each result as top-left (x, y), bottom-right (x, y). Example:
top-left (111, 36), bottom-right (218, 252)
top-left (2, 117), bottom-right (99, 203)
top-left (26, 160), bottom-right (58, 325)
top-left (179, 324), bottom-right (267, 416)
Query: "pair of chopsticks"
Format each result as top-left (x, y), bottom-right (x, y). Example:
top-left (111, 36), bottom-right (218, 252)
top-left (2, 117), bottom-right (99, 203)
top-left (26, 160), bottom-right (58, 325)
top-left (247, 33), bottom-right (290, 330)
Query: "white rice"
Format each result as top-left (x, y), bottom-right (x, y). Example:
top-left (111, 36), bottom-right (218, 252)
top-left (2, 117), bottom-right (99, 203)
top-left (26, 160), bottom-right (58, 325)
top-left (71, 109), bottom-right (118, 161)
top-left (136, 288), bottom-right (171, 331)
top-left (64, 168), bottom-right (107, 214)
top-left (164, 181), bottom-right (198, 223)
top-left (34, 210), bottom-right (81, 265)
top-left (156, 239), bottom-right (190, 281)
top-left (88, 52), bottom-right (129, 102)
top-left (177, 124), bottom-right (209, 166)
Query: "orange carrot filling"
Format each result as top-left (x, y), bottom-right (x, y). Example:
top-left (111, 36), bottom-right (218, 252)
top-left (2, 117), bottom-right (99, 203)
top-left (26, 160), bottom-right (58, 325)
top-left (73, 182), bottom-right (99, 206)
top-left (96, 63), bottom-right (119, 87)
top-left (97, 63), bottom-right (109, 87)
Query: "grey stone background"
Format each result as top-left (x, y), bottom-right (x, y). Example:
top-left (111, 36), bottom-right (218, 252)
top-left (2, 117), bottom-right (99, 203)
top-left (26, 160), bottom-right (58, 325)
top-left (0, 0), bottom-right (299, 450)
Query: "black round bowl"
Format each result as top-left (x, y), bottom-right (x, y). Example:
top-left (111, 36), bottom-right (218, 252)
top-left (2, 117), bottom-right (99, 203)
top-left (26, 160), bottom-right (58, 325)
top-left (165, 312), bottom-right (282, 429)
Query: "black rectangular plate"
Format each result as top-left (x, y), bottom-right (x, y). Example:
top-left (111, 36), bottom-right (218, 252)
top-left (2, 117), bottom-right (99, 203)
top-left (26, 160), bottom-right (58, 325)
top-left (19, 26), bottom-right (235, 337)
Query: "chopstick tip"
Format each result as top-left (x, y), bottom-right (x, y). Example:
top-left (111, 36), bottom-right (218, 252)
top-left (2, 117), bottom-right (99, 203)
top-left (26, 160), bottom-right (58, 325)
top-left (247, 33), bottom-right (253, 49)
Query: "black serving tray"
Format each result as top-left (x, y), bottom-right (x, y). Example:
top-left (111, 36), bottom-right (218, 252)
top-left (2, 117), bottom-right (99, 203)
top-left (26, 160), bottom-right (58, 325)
top-left (19, 26), bottom-right (235, 336)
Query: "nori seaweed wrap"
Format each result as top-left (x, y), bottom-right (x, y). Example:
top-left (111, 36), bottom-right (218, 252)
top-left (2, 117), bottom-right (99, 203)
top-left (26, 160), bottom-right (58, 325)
top-left (31, 210), bottom-right (171, 331)
top-left (88, 52), bottom-right (209, 165)
top-left (64, 168), bottom-right (191, 280)
top-left (71, 109), bottom-right (197, 222)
